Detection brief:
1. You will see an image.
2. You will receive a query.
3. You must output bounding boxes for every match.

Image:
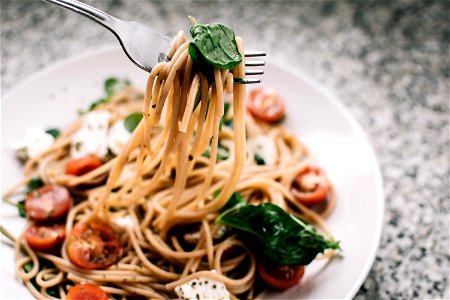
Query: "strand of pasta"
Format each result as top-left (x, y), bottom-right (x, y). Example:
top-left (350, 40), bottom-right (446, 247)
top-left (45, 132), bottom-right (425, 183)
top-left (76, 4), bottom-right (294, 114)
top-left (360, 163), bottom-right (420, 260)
top-left (11, 31), bottom-right (338, 299)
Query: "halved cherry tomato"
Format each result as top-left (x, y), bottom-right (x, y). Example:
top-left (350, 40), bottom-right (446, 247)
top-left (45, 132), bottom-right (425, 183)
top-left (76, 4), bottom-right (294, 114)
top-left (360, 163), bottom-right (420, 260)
top-left (247, 87), bottom-right (285, 123)
top-left (25, 184), bottom-right (72, 221)
top-left (66, 155), bottom-right (103, 176)
top-left (25, 223), bottom-right (66, 251)
top-left (67, 220), bottom-right (123, 269)
top-left (258, 263), bottom-right (305, 290)
top-left (66, 283), bottom-right (109, 300)
top-left (290, 166), bottom-right (330, 205)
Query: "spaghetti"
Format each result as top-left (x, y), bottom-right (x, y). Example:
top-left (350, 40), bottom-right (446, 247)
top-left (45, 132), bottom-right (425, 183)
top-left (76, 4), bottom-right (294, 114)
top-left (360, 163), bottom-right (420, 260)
top-left (7, 29), bottom-right (337, 299)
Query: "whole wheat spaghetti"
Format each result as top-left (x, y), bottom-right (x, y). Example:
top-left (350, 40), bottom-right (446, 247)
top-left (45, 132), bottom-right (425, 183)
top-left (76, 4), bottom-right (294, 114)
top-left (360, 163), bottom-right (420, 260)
top-left (8, 30), bottom-right (337, 299)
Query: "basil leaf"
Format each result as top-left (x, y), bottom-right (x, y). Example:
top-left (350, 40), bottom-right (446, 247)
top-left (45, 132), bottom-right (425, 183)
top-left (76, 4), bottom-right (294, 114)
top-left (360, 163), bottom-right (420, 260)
top-left (193, 90), bottom-right (202, 110)
top-left (202, 143), bottom-right (229, 161)
top-left (3, 177), bottom-right (42, 218)
top-left (219, 102), bottom-right (233, 131)
top-left (3, 197), bottom-right (26, 218)
top-left (217, 144), bottom-right (229, 160)
top-left (202, 149), bottom-right (212, 159)
top-left (30, 278), bottom-right (40, 292)
top-left (254, 153), bottom-right (266, 165)
top-left (213, 189), bottom-right (222, 199)
top-left (124, 112), bottom-right (143, 133)
top-left (217, 202), bottom-right (340, 266)
top-left (223, 102), bottom-right (231, 116)
top-left (28, 177), bottom-right (44, 192)
top-left (88, 98), bottom-right (108, 111)
top-left (105, 77), bottom-right (131, 96)
top-left (189, 23), bottom-right (242, 70)
top-left (23, 261), bottom-right (33, 273)
top-left (46, 286), bottom-right (59, 297)
top-left (18, 200), bottom-right (26, 217)
top-left (219, 192), bottom-right (247, 213)
top-left (86, 78), bottom-right (131, 112)
top-left (45, 128), bottom-right (60, 139)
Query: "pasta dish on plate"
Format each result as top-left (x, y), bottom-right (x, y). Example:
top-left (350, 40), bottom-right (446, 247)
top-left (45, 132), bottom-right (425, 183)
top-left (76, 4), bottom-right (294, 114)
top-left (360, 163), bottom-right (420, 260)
top-left (2, 21), bottom-right (340, 300)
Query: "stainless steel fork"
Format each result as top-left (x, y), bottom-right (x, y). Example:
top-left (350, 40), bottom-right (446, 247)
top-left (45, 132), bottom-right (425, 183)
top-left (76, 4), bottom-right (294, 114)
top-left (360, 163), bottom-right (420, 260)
top-left (42, 0), bottom-right (265, 84)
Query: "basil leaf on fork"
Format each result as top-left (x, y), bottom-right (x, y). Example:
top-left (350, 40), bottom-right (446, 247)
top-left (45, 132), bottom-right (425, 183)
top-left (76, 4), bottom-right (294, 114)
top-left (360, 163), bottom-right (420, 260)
top-left (189, 23), bottom-right (242, 71)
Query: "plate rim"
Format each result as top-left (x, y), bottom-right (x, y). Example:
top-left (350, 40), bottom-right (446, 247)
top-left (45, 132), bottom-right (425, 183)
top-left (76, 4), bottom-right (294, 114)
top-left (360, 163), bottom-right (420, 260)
top-left (1, 46), bottom-right (384, 300)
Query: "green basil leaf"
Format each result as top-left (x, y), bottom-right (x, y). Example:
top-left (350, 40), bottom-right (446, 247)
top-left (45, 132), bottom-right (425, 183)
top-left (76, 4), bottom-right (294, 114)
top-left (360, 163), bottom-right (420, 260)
top-left (217, 202), bottom-right (340, 266)
top-left (124, 112), bottom-right (143, 133)
top-left (222, 118), bottom-right (233, 129)
top-left (23, 261), bottom-right (33, 273)
top-left (88, 97), bottom-right (107, 111)
top-left (30, 278), bottom-right (40, 291)
top-left (202, 149), bottom-right (211, 158)
top-left (223, 102), bottom-right (231, 118)
top-left (3, 176), bottom-right (42, 218)
top-left (254, 153), bottom-right (266, 165)
top-left (219, 102), bottom-right (234, 131)
top-left (86, 78), bottom-right (131, 112)
top-left (105, 77), bottom-right (131, 96)
top-left (193, 91), bottom-right (202, 110)
top-left (219, 192), bottom-right (247, 213)
top-left (189, 23), bottom-right (242, 70)
top-left (202, 143), bottom-right (229, 161)
top-left (3, 198), bottom-right (26, 217)
top-left (90, 98), bottom-right (106, 111)
top-left (45, 128), bottom-right (60, 139)
top-left (18, 200), bottom-right (26, 217)
top-left (217, 144), bottom-right (229, 160)
top-left (46, 286), bottom-right (59, 297)
top-left (28, 177), bottom-right (44, 193)
top-left (213, 189), bottom-right (222, 199)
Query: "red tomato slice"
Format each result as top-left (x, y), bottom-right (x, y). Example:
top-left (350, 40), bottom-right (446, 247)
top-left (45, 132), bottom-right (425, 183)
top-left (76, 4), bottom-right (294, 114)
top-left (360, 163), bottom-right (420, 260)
top-left (66, 155), bottom-right (103, 176)
top-left (67, 220), bottom-right (123, 269)
top-left (25, 184), bottom-right (71, 221)
top-left (25, 223), bottom-right (66, 251)
top-left (257, 263), bottom-right (305, 290)
top-left (66, 283), bottom-right (109, 300)
top-left (247, 87), bottom-right (285, 123)
top-left (290, 166), bottom-right (330, 205)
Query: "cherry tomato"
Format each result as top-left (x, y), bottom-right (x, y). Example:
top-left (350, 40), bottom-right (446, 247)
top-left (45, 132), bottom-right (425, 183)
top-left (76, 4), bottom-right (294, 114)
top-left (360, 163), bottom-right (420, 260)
top-left (290, 166), bottom-right (330, 205)
top-left (66, 155), bottom-right (103, 176)
top-left (25, 223), bottom-right (66, 251)
top-left (247, 87), bottom-right (285, 123)
top-left (67, 220), bottom-right (123, 269)
top-left (25, 184), bottom-right (72, 221)
top-left (66, 283), bottom-right (109, 300)
top-left (257, 263), bottom-right (305, 290)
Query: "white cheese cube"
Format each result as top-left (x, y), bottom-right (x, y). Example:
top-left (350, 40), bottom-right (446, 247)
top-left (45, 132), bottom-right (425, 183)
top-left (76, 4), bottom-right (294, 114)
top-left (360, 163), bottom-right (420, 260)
top-left (70, 111), bottom-right (110, 159)
top-left (174, 272), bottom-right (230, 300)
top-left (107, 120), bottom-right (131, 156)
top-left (247, 135), bottom-right (277, 165)
top-left (12, 126), bottom-right (55, 160)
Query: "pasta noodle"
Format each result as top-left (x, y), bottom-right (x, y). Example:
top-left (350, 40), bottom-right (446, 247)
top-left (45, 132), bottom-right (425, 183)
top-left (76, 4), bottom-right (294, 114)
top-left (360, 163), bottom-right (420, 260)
top-left (8, 30), bottom-right (336, 299)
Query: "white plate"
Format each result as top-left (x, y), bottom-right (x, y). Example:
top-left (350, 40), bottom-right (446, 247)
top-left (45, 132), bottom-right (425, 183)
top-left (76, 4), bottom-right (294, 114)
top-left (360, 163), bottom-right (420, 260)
top-left (1, 47), bottom-right (384, 299)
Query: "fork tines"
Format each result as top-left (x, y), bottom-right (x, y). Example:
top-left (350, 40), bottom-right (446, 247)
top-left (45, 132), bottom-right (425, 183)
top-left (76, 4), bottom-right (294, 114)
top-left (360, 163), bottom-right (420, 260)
top-left (234, 78), bottom-right (262, 84)
top-left (235, 50), bottom-right (266, 84)
top-left (245, 60), bottom-right (265, 67)
top-left (244, 50), bottom-right (266, 58)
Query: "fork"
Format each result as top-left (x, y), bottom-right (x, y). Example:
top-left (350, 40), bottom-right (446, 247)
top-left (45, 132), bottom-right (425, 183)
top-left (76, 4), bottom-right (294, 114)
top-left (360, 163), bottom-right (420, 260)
top-left (42, 0), bottom-right (265, 84)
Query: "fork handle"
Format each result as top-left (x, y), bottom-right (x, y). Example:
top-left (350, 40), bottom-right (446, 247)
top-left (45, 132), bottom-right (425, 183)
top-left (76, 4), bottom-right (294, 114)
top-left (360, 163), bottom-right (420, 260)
top-left (42, 0), bottom-right (118, 31)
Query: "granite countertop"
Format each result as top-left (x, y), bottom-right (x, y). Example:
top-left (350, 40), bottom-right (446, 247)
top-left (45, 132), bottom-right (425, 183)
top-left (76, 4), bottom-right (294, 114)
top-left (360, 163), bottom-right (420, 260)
top-left (1, 1), bottom-right (449, 299)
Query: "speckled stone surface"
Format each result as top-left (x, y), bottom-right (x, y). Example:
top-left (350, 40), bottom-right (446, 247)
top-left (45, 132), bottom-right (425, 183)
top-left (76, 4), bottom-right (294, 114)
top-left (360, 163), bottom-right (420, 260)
top-left (1, 0), bottom-right (449, 299)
